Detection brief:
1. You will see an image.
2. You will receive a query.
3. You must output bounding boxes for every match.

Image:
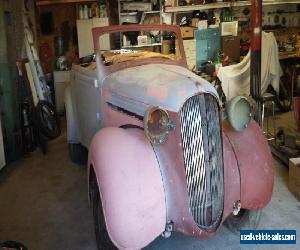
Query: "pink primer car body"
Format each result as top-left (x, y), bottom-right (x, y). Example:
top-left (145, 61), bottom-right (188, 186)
top-left (65, 24), bottom-right (274, 250)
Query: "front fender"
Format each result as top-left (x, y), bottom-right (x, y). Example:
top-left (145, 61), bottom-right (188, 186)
top-left (88, 127), bottom-right (166, 250)
top-left (223, 120), bottom-right (274, 209)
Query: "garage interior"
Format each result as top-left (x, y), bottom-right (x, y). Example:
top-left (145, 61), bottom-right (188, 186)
top-left (0, 0), bottom-right (300, 249)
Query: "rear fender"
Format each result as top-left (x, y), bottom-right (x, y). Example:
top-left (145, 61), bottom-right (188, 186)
top-left (223, 120), bottom-right (274, 209)
top-left (88, 127), bottom-right (166, 250)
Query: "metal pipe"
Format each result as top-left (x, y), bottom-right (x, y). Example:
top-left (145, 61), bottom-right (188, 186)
top-left (250, 0), bottom-right (262, 126)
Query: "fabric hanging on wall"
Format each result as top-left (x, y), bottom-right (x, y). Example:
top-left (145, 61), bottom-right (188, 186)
top-left (217, 31), bottom-right (282, 100)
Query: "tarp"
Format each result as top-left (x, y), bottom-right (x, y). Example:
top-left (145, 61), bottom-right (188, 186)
top-left (217, 31), bottom-right (282, 100)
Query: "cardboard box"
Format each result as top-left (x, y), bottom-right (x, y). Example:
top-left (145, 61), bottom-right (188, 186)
top-left (222, 35), bottom-right (240, 62)
top-left (191, 18), bottom-right (199, 27)
top-left (180, 27), bottom-right (194, 39)
top-left (221, 21), bottom-right (238, 36)
top-left (137, 35), bottom-right (148, 46)
top-left (123, 2), bottom-right (152, 11)
top-left (198, 20), bottom-right (208, 30)
top-left (289, 158), bottom-right (300, 201)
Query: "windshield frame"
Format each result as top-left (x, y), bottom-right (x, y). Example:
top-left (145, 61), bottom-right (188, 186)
top-left (92, 24), bottom-right (188, 73)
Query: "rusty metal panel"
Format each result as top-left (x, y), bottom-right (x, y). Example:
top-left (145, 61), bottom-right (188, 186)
top-left (223, 120), bottom-right (274, 209)
top-left (151, 110), bottom-right (241, 238)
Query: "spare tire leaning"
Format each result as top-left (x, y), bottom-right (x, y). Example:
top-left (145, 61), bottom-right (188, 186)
top-left (35, 100), bottom-right (61, 139)
top-left (0, 241), bottom-right (28, 250)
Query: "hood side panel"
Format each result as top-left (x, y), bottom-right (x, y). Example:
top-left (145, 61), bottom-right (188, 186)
top-left (103, 64), bottom-right (219, 115)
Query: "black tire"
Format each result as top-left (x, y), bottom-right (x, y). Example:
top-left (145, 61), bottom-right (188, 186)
top-left (225, 209), bottom-right (262, 235)
top-left (68, 143), bottom-right (87, 165)
top-left (36, 100), bottom-right (61, 139)
top-left (90, 172), bottom-right (117, 250)
top-left (0, 241), bottom-right (28, 250)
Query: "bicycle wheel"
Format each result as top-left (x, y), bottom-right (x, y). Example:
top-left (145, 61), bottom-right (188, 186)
top-left (275, 71), bottom-right (293, 112)
top-left (36, 100), bottom-right (61, 139)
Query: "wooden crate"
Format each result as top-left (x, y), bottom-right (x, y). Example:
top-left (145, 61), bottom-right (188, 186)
top-left (289, 158), bottom-right (300, 201)
top-left (180, 27), bottom-right (194, 39)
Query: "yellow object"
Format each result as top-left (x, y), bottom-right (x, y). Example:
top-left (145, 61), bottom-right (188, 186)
top-left (103, 51), bottom-right (177, 65)
top-left (162, 40), bottom-right (170, 55)
top-left (180, 27), bottom-right (194, 39)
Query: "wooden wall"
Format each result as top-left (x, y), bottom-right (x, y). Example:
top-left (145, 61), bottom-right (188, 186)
top-left (36, 3), bottom-right (78, 72)
top-left (35, 0), bottom-right (119, 72)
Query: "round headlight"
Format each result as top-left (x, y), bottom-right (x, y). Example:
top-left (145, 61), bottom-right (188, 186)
top-left (226, 96), bottom-right (252, 131)
top-left (144, 107), bottom-right (174, 144)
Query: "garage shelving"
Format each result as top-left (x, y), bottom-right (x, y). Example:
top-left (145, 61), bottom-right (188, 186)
top-left (165, 0), bottom-right (300, 13)
top-left (36, 0), bottom-right (98, 6)
top-left (118, 0), bottom-right (163, 24)
top-left (118, 0), bottom-right (164, 49)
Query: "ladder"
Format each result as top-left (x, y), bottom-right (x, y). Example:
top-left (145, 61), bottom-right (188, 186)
top-left (23, 9), bottom-right (52, 105)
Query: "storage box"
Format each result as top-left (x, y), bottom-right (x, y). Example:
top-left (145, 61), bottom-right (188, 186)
top-left (180, 27), bottom-right (194, 39)
top-left (123, 2), bottom-right (152, 12)
top-left (137, 35), bottom-right (148, 46)
top-left (162, 40), bottom-right (170, 55)
top-left (198, 20), bottom-right (208, 30)
top-left (183, 39), bottom-right (196, 70)
top-left (222, 35), bottom-right (240, 62)
top-left (289, 158), bottom-right (300, 201)
top-left (221, 21), bottom-right (238, 36)
top-left (191, 18), bottom-right (199, 27)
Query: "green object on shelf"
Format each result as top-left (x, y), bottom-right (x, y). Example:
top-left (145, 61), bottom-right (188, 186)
top-left (221, 8), bottom-right (234, 22)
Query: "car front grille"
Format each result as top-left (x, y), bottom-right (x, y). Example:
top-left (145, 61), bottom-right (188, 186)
top-left (180, 94), bottom-right (224, 229)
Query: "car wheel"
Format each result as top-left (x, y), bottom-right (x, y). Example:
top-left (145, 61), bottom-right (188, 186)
top-left (68, 143), bottom-right (87, 165)
top-left (90, 172), bottom-right (117, 250)
top-left (225, 209), bottom-right (262, 235)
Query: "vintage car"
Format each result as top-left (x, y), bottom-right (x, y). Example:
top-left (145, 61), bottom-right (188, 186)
top-left (65, 24), bottom-right (274, 250)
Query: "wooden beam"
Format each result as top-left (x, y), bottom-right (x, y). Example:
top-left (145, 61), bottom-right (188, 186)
top-left (250, 0), bottom-right (262, 126)
top-left (36, 0), bottom-right (97, 6)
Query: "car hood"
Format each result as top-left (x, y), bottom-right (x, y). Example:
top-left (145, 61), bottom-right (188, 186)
top-left (102, 64), bottom-right (219, 116)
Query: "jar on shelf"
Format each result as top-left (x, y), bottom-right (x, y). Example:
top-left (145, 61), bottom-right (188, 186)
top-left (79, 5), bottom-right (84, 19)
top-left (83, 5), bottom-right (89, 19)
top-left (99, 5), bottom-right (107, 18)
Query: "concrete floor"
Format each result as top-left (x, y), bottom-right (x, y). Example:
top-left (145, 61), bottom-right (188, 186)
top-left (0, 114), bottom-right (299, 250)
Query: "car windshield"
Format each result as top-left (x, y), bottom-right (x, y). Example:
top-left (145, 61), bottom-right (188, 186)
top-left (97, 28), bottom-right (182, 66)
top-left (102, 49), bottom-right (178, 65)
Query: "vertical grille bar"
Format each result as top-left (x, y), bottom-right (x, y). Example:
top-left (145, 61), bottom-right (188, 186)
top-left (180, 94), bottom-right (224, 228)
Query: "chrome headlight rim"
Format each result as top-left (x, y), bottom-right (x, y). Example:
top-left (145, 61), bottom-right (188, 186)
top-left (226, 96), bottom-right (252, 132)
top-left (144, 106), bottom-right (173, 144)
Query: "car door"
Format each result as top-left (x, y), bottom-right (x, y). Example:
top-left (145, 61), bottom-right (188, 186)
top-left (72, 65), bottom-right (103, 148)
